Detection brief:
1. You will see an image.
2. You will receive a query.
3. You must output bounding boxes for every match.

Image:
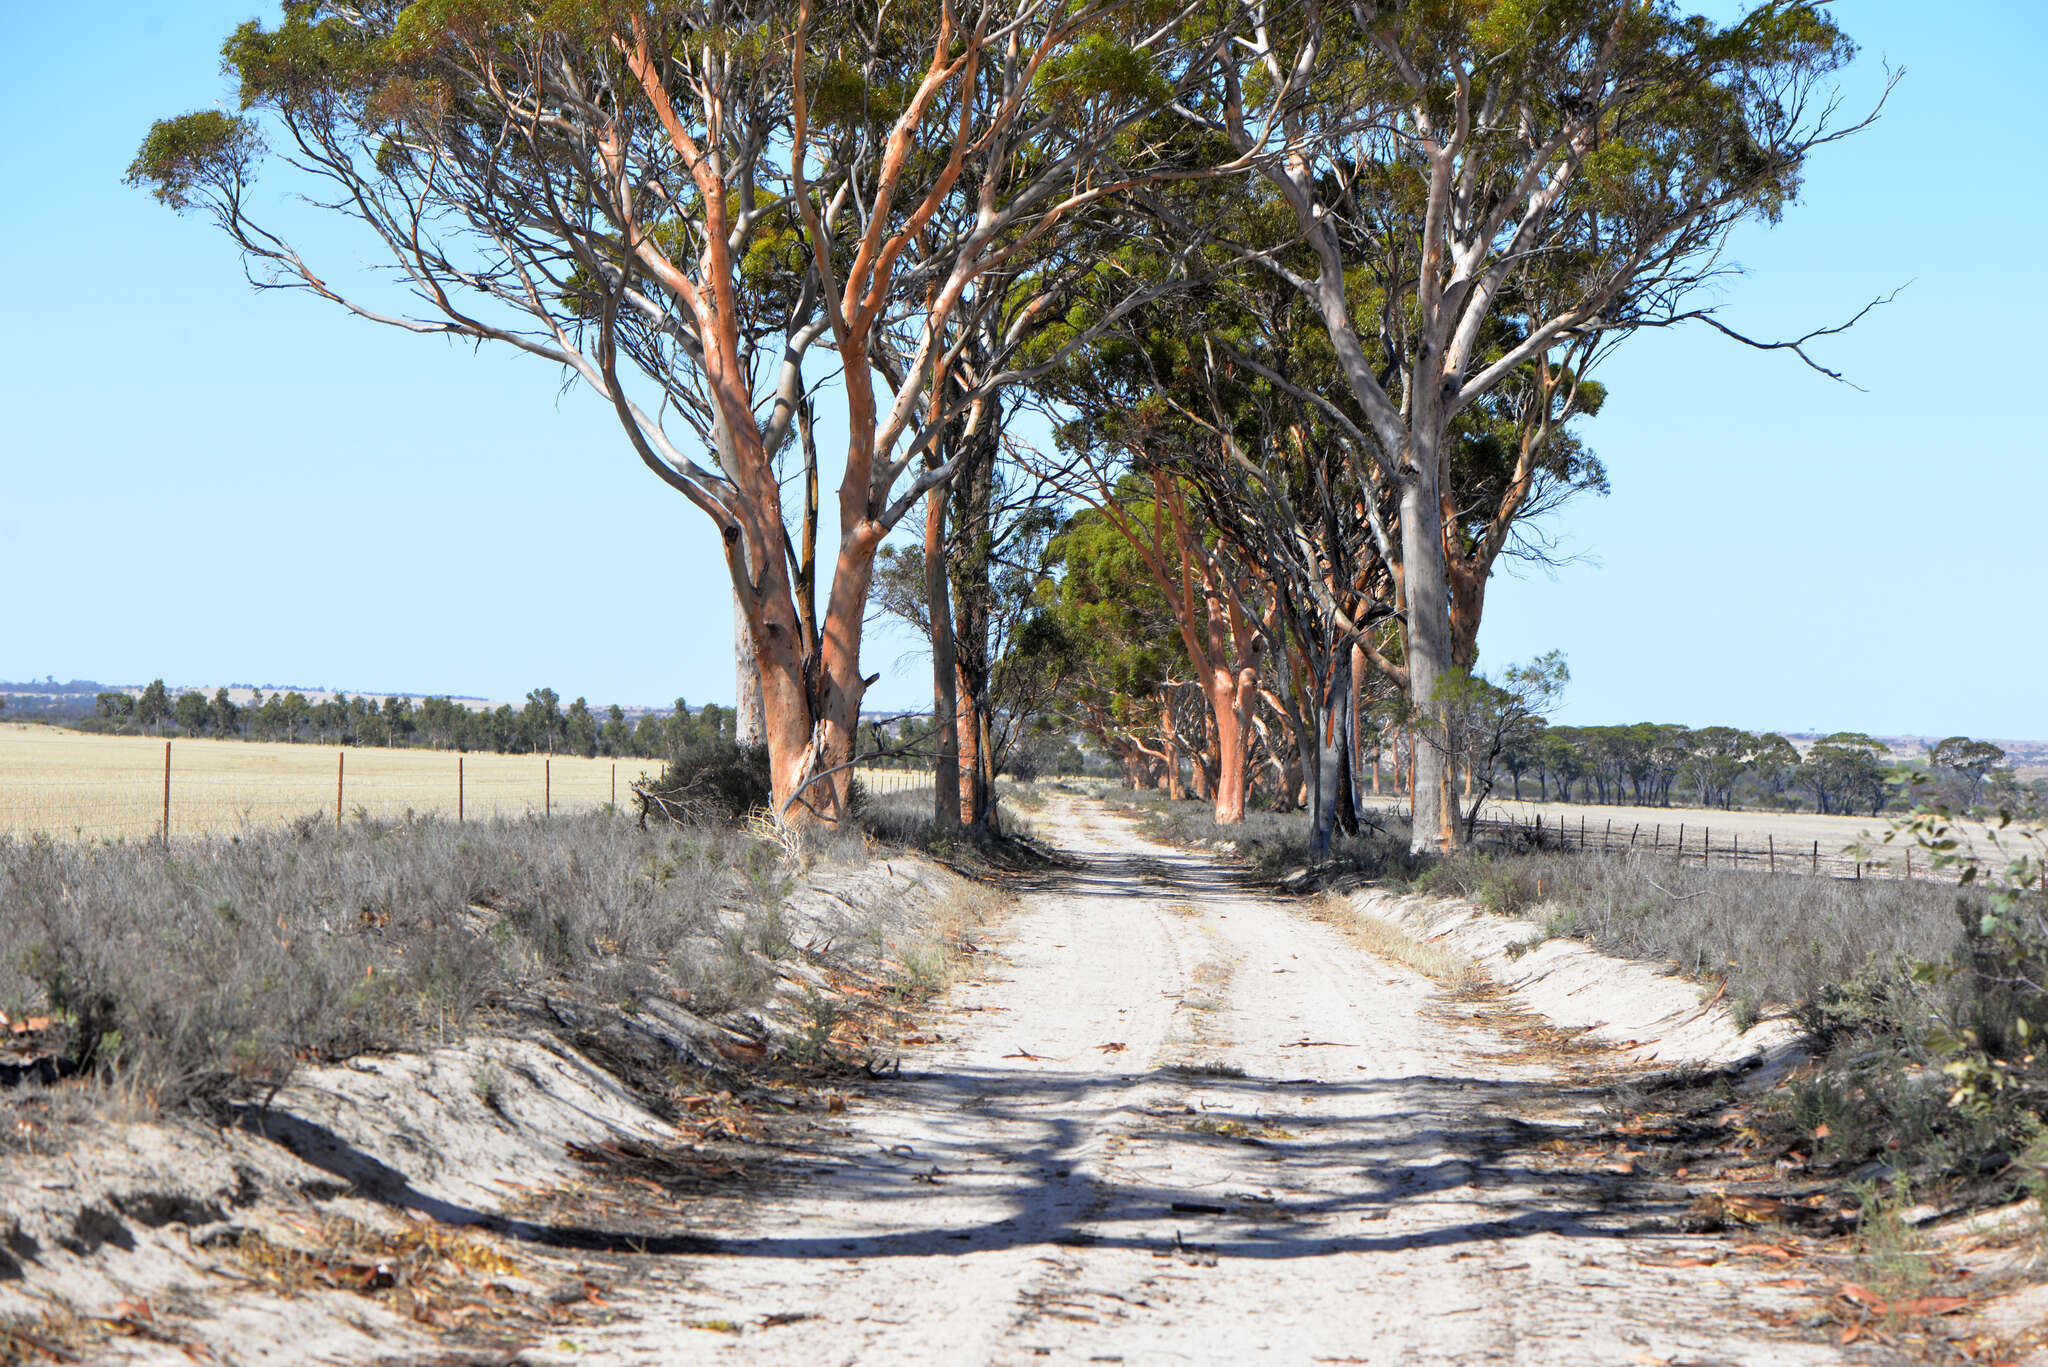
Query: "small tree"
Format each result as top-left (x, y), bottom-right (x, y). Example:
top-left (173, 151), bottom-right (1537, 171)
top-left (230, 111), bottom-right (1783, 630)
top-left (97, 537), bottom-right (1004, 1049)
top-left (1930, 736), bottom-right (2007, 809)
top-left (211, 688), bottom-right (240, 738)
top-left (1797, 732), bottom-right (1890, 815)
top-left (136, 679), bottom-right (171, 735)
top-left (1436, 652), bottom-right (1569, 838)
top-left (522, 689), bottom-right (563, 756)
top-left (174, 690), bottom-right (213, 736)
top-left (565, 698), bottom-right (598, 759)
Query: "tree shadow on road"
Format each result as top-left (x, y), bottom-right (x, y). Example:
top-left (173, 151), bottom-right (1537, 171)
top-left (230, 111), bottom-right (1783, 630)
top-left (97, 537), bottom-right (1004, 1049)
top-left (241, 1061), bottom-right (1700, 1266)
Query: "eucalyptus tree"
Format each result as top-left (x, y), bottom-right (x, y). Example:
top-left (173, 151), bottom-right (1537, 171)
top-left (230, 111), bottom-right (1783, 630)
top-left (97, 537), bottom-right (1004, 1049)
top-left (132, 0), bottom-right (1230, 825)
top-left (1798, 732), bottom-right (1892, 815)
top-left (1031, 351), bottom-right (1278, 822)
top-left (1929, 737), bottom-right (2007, 809)
top-left (1176, 0), bottom-right (1883, 851)
top-left (874, 407), bottom-right (1062, 829)
top-left (1019, 501), bottom-right (1189, 787)
top-left (1434, 651), bottom-right (1568, 836)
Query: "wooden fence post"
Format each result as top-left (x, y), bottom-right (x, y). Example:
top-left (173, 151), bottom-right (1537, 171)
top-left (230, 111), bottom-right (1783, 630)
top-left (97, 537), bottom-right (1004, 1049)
top-left (162, 740), bottom-right (172, 847)
top-left (1768, 833), bottom-right (1775, 873)
top-left (336, 751), bottom-right (345, 830)
top-left (1604, 819), bottom-right (1612, 853)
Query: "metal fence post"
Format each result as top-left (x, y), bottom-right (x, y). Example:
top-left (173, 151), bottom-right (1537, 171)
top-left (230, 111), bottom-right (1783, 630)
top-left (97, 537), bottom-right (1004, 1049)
top-left (162, 740), bottom-right (172, 847)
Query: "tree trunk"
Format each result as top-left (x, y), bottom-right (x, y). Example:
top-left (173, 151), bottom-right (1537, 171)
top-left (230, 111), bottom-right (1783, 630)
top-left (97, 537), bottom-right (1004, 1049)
top-left (925, 489), bottom-right (962, 831)
top-left (1162, 702), bottom-right (1186, 801)
top-left (955, 660), bottom-right (985, 827)
top-left (946, 421), bottom-right (998, 830)
top-left (1398, 468), bottom-right (1457, 854)
top-left (780, 520), bottom-right (886, 827)
top-left (1202, 655), bottom-right (1258, 824)
top-left (1309, 638), bottom-right (1354, 859)
top-left (734, 589), bottom-right (765, 748)
top-left (1406, 723), bottom-right (1416, 812)
top-left (1348, 643), bottom-right (1369, 824)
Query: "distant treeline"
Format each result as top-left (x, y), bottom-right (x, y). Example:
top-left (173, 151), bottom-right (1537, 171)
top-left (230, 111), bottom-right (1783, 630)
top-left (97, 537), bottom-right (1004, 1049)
top-left (77, 681), bottom-right (729, 758)
top-left (1491, 723), bottom-right (2042, 817)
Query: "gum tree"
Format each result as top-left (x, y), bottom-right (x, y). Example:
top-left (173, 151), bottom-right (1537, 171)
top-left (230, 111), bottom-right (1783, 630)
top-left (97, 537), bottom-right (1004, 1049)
top-left (131, 0), bottom-right (1228, 825)
top-left (1179, 0), bottom-right (1885, 851)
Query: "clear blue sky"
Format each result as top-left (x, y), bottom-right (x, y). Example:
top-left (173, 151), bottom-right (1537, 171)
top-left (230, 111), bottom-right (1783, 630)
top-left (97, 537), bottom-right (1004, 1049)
top-left (2, 3), bottom-right (2041, 738)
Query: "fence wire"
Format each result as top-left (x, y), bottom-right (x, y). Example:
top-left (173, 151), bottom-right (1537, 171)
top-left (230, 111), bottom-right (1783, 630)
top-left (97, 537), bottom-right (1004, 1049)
top-left (853, 765), bottom-right (936, 797)
top-left (1355, 795), bottom-right (2013, 883)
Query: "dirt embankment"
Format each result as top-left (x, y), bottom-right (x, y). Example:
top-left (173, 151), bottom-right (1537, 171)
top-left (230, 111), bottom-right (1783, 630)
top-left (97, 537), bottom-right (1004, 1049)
top-left (0, 848), bottom-right (991, 1364)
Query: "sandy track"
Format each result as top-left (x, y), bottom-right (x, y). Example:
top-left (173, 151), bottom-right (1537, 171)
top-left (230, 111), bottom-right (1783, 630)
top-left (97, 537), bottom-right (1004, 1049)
top-left (574, 798), bottom-right (1846, 1365)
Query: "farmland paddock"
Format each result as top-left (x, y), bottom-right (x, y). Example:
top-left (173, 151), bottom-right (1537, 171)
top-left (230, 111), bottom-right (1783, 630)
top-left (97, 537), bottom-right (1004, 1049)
top-left (0, 725), bottom-right (942, 843)
top-left (0, 724), bottom-right (644, 842)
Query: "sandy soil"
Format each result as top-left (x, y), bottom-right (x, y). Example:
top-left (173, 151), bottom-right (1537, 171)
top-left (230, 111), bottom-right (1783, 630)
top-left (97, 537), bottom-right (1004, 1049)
top-left (559, 799), bottom-right (1851, 1366)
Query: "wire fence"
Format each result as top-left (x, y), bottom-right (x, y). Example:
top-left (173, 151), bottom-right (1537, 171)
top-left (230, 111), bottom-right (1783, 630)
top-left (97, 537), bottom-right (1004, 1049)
top-left (853, 764), bottom-right (937, 797)
top-left (1354, 795), bottom-right (2037, 885)
top-left (0, 730), bottom-right (653, 843)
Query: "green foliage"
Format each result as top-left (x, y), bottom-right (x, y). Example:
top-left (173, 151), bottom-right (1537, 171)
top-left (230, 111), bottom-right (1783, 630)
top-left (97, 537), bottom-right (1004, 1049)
top-left (1041, 33), bottom-right (1169, 106)
top-left (1798, 734), bottom-right (1892, 816)
top-left (135, 678), bottom-right (171, 732)
top-left (224, 10), bottom-right (382, 107)
top-left (125, 111), bottom-right (260, 210)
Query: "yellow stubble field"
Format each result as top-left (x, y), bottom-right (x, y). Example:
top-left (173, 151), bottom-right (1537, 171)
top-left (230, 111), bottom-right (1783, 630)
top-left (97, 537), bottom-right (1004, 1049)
top-left (0, 723), bottom-right (659, 842)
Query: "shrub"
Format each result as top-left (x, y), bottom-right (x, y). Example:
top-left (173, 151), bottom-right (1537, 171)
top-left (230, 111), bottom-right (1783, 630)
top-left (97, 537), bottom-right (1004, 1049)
top-left (1409, 846), bottom-right (1975, 1017)
top-left (0, 812), bottom-right (756, 1107)
top-left (634, 738), bottom-right (772, 824)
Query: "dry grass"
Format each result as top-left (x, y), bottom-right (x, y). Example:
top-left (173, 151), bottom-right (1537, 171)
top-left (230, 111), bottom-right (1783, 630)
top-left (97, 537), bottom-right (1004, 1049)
top-left (0, 724), bottom-right (652, 842)
top-left (0, 809), bottom-right (797, 1105)
top-left (1311, 893), bottom-right (1483, 989)
top-left (1410, 846), bottom-right (1978, 1022)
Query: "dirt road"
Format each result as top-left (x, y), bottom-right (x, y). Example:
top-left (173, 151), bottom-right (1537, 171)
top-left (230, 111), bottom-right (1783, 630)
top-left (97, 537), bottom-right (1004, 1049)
top-left (572, 799), bottom-right (1844, 1366)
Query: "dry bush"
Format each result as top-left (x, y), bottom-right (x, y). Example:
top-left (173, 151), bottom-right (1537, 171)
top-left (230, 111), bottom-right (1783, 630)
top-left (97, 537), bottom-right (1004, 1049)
top-left (1411, 847), bottom-right (1975, 1024)
top-left (0, 811), bottom-right (772, 1107)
